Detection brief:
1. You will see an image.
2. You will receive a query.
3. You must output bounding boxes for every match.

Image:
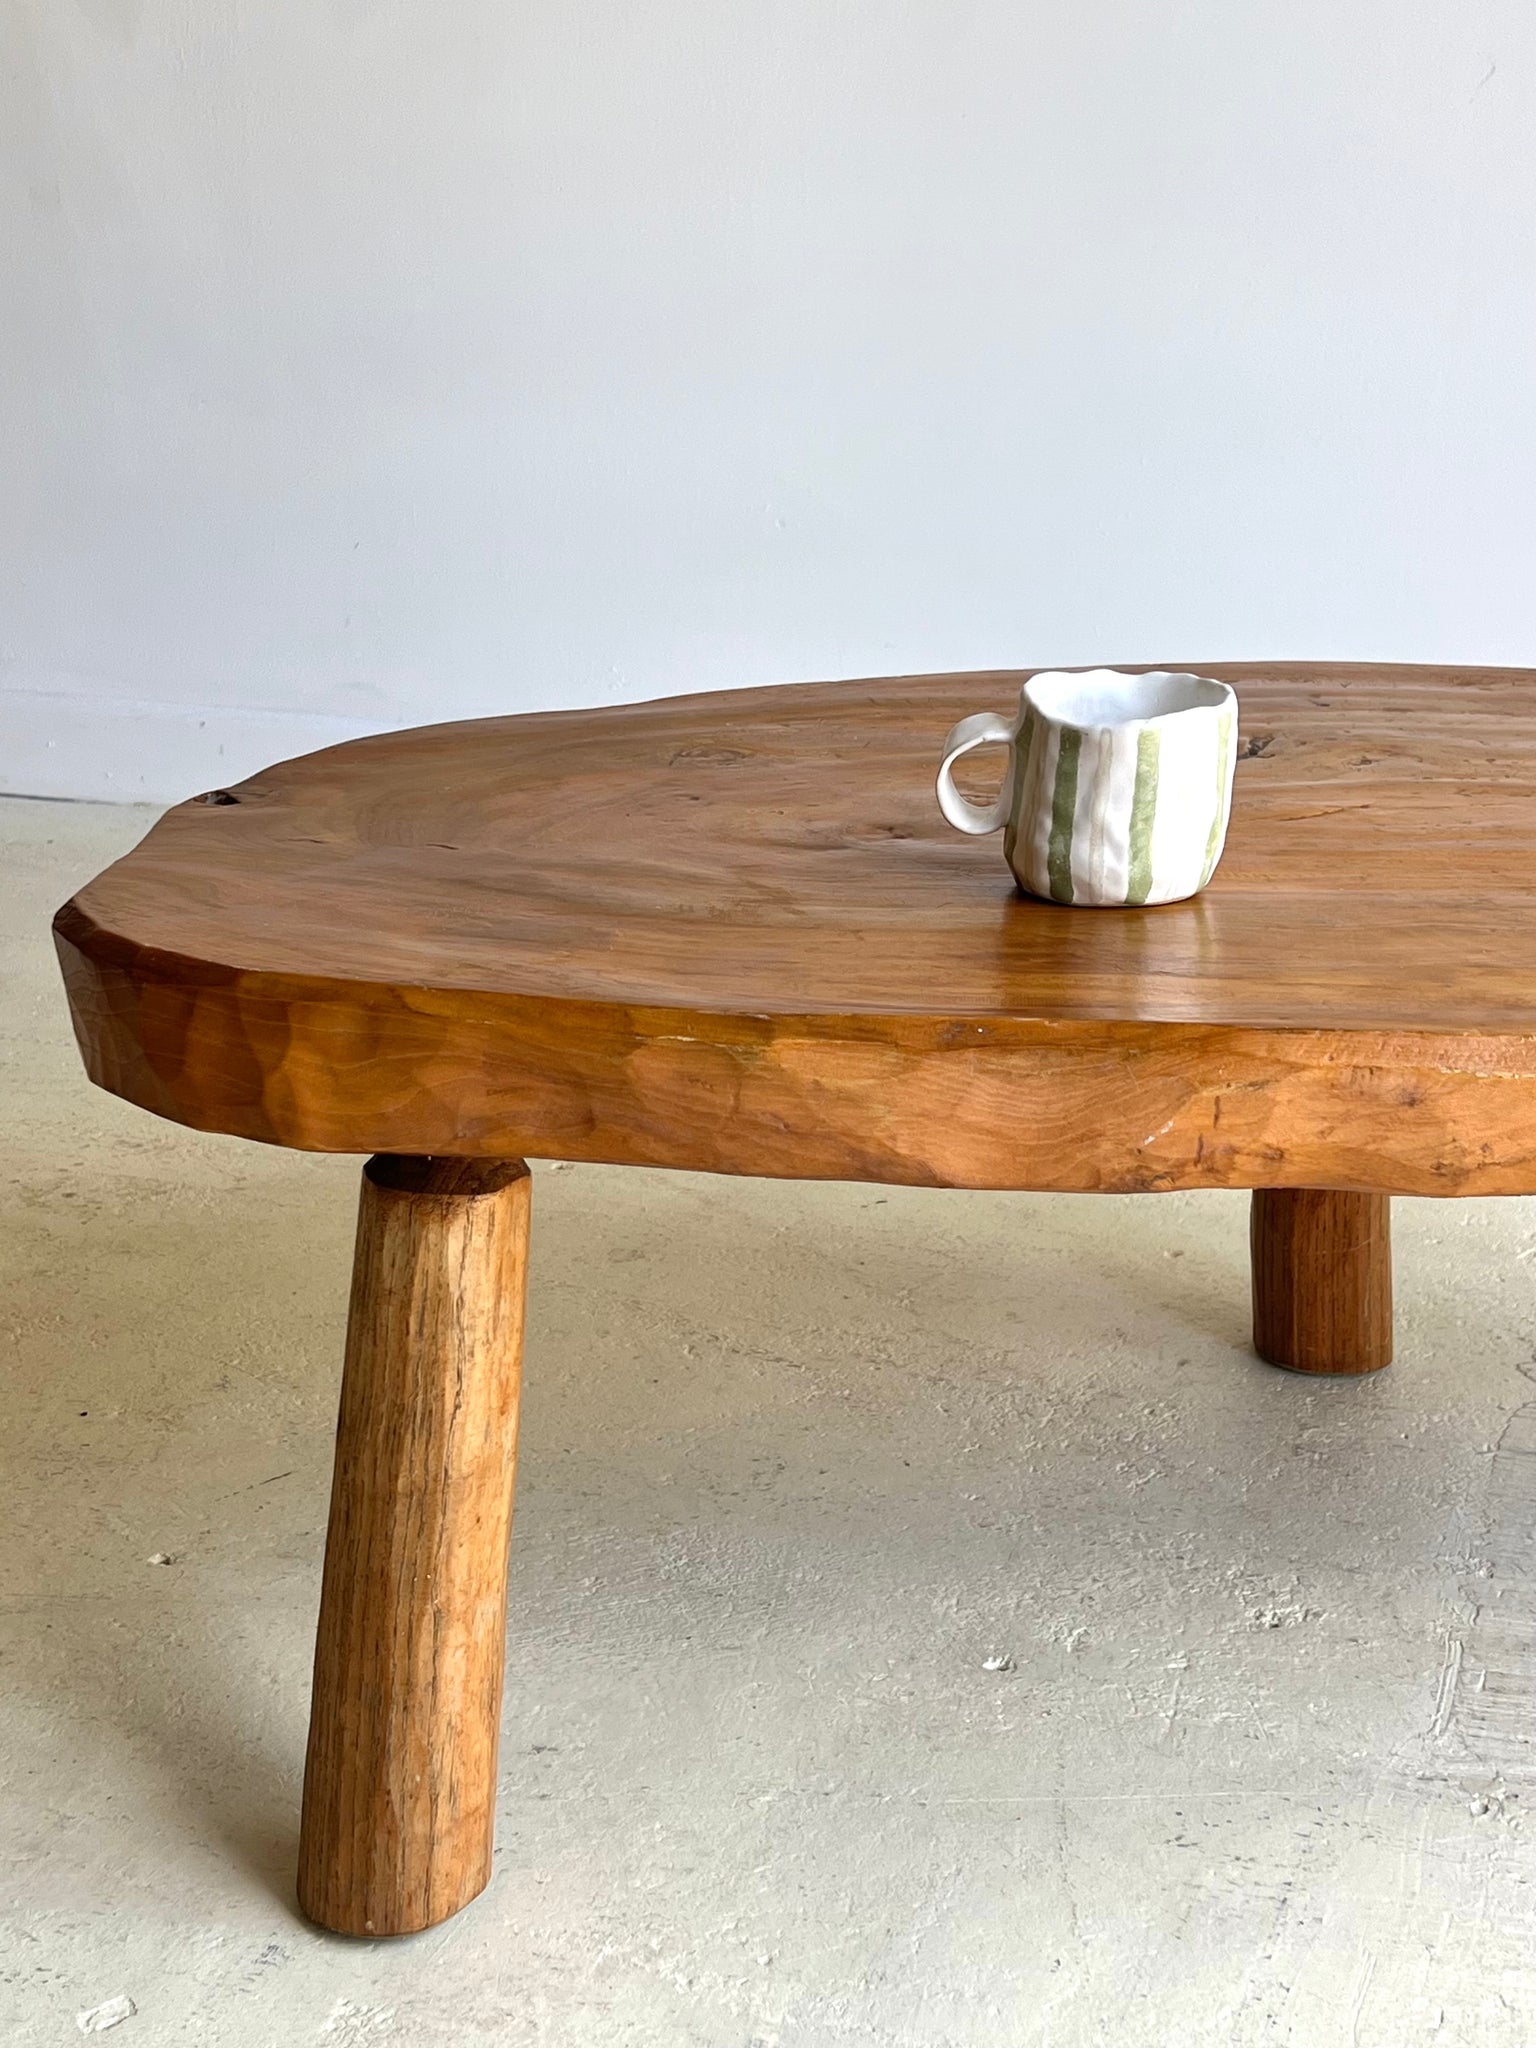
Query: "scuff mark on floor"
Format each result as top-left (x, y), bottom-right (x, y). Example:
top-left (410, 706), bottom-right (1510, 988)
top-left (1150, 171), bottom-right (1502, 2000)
top-left (1430, 1633), bottom-right (1463, 1739)
top-left (1347, 1949), bottom-right (1376, 2045)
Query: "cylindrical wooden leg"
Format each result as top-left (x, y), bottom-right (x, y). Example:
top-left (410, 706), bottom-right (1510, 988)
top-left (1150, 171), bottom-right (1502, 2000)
top-left (1250, 1189), bottom-right (1392, 1376)
top-left (297, 1155), bottom-right (531, 1936)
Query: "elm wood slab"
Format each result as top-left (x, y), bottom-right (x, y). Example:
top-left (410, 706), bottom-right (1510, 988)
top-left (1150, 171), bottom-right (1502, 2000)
top-left (53, 662), bottom-right (1536, 1193)
top-left (50, 661), bottom-right (1536, 1930)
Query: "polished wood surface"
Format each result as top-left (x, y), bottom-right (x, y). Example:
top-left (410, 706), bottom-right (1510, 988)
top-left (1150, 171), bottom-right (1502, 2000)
top-left (1250, 1189), bottom-right (1393, 1375)
top-left (297, 1154), bottom-right (530, 1936)
top-left (54, 663), bottom-right (1536, 1192)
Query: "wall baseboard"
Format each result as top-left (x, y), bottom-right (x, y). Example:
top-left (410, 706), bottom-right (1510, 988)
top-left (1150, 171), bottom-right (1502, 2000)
top-left (0, 690), bottom-right (398, 805)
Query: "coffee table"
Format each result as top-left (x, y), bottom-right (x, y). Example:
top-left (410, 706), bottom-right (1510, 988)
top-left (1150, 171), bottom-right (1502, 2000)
top-left (53, 662), bottom-right (1536, 1935)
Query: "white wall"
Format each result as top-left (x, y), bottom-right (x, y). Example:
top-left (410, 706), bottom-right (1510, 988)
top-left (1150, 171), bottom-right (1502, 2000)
top-left (3, 2), bottom-right (1534, 801)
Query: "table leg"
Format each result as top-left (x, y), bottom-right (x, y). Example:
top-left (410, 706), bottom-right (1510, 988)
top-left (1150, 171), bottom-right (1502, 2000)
top-left (1250, 1189), bottom-right (1392, 1376)
top-left (297, 1154), bottom-right (531, 1936)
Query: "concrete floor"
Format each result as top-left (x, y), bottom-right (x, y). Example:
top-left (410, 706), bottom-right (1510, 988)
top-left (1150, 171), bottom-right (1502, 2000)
top-left (3, 795), bottom-right (1536, 2047)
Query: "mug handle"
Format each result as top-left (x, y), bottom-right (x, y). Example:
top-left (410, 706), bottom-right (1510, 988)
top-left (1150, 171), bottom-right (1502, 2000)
top-left (936, 712), bottom-right (1015, 834)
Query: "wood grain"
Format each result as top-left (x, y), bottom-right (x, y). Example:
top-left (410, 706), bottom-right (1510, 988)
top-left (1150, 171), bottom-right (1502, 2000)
top-left (53, 663), bottom-right (1536, 1193)
top-left (1250, 1189), bottom-right (1393, 1375)
top-left (297, 1154), bottom-right (530, 1937)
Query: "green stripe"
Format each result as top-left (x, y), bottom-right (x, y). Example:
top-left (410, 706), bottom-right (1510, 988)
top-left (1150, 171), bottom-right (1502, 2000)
top-left (1125, 728), bottom-right (1160, 905)
top-left (1197, 710), bottom-right (1234, 889)
top-left (1046, 727), bottom-right (1081, 903)
top-left (1002, 706), bottom-right (1033, 873)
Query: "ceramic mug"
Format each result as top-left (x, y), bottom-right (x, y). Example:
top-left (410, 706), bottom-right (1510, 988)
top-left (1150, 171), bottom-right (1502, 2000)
top-left (936, 668), bottom-right (1238, 907)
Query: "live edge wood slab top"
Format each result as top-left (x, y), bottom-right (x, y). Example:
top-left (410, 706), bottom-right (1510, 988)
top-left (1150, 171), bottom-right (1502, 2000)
top-left (53, 662), bottom-right (1536, 1197)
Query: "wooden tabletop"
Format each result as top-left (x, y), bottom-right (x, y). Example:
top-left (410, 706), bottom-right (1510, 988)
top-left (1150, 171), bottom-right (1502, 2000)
top-left (54, 664), bottom-right (1536, 1195)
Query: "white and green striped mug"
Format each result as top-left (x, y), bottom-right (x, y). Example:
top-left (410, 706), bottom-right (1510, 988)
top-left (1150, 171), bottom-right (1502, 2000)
top-left (936, 668), bottom-right (1238, 907)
